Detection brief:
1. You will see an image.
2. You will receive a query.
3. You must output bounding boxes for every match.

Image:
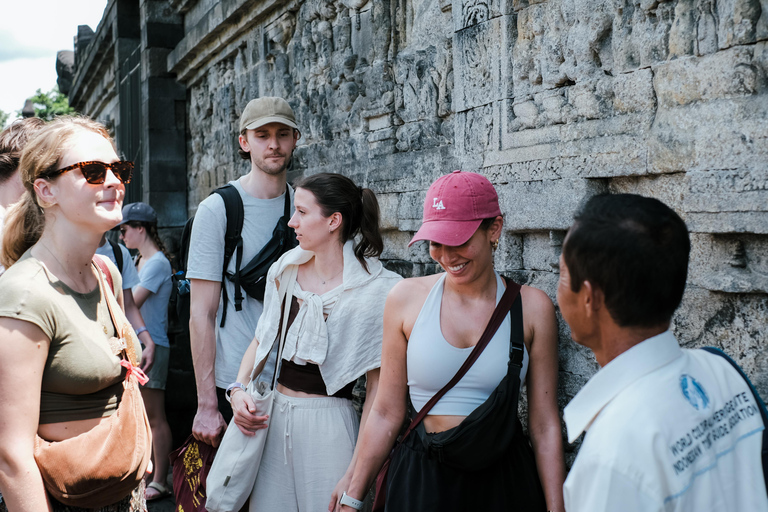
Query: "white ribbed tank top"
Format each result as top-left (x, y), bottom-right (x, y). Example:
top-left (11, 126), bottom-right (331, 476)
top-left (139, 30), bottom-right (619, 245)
top-left (407, 272), bottom-right (529, 416)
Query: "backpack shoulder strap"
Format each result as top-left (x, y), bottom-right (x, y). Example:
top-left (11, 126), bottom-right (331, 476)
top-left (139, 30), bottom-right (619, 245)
top-left (211, 184), bottom-right (244, 327)
top-left (701, 346), bottom-right (768, 495)
top-left (108, 239), bottom-right (123, 274)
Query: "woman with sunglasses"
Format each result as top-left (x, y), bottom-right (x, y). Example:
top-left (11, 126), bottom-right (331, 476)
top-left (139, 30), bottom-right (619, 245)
top-left (336, 171), bottom-right (565, 512)
top-left (119, 202), bottom-right (174, 502)
top-left (0, 116), bottom-right (147, 511)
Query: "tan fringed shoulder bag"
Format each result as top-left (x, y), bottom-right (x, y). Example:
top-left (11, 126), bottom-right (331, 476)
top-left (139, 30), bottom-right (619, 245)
top-left (33, 257), bottom-right (152, 508)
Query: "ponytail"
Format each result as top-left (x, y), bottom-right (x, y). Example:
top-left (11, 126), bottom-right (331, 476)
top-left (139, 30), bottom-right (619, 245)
top-left (354, 187), bottom-right (383, 271)
top-left (293, 173), bottom-right (384, 273)
top-left (1, 192), bottom-right (45, 268)
top-left (129, 221), bottom-right (175, 272)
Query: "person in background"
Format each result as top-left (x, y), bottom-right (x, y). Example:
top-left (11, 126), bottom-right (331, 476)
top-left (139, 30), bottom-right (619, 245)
top-left (339, 171), bottom-right (565, 512)
top-left (119, 202), bottom-right (174, 502)
top-left (230, 173), bottom-right (401, 511)
top-left (0, 117), bottom-right (46, 276)
top-left (559, 194), bottom-right (768, 512)
top-left (97, 231), bottom-right (156, 372)
top-left (0, 116), bottom-right (147, 511)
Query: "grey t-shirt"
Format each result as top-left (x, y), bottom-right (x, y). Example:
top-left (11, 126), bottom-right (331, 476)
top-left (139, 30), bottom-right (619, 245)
top-left (133, 251), bottom-right (172, 348)
top-left (186, 178), bottom-right (293, 389)
top-left (96, 240), bottom-right (140, 290)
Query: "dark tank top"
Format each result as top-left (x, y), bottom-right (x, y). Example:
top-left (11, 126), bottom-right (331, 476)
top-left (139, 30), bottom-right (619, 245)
top-left (276, 296), bottom-right (356, 400)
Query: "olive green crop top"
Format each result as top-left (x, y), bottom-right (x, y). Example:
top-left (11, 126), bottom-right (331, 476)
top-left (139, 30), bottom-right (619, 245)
top-left (0, 250), bottom-right (141, 424)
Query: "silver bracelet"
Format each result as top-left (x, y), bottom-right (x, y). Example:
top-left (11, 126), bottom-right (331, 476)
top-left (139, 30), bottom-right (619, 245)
top-left (134, 326), bottom-right (148, 336)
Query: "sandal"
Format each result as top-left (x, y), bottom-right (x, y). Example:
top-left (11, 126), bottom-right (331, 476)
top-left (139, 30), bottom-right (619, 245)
top-left (146, 481), bottom-right (172, 501)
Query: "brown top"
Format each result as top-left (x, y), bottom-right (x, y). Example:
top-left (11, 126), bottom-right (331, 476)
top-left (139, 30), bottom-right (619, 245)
top-left (276, 296), bottom-right (356, 399)
top-left (0, 250), bottom-right (141, 424)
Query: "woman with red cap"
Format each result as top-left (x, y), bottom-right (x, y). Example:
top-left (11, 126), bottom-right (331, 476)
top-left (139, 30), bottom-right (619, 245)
top-left (333, 171), bottom-right (565, 512)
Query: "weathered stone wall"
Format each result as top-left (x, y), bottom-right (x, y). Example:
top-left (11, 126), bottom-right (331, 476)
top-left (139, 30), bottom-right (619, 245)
top-left (168, 0), bottom-right (768, 461)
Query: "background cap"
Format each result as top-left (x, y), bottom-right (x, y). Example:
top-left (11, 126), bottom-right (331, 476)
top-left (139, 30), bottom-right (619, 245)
top-left (239, 97), bottom-right (299, 133)
top-left (409, 170), bottom-right (501, 247)
top-left (120, 202), bottom-right (157, 225)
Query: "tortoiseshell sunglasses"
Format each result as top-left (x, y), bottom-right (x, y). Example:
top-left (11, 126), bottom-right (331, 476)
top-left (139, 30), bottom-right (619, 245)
top-left (48, 160), bottom-right (134, 184)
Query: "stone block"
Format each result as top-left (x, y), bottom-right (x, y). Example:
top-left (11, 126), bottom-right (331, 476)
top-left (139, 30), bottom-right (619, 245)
top-left (612, 68), bottom-right (656, 114)
top-left (493, 233), bottom-right (524, 271)
top-left (684, 169), bottom-right (768, 234)
top-left (716, 0), bottom-right (763, 49)
top-left (145, 22), bottom-right (185, 49)
top-left (143, 46), bottom-right (174, 77)
top-left (454, 0), bottom-right (511, 30)
top-left (486, 133), bottom-right (648, 180)
top-left (608, 173), bottom-right (688, 218)
top-left (496, 178), bottom-right (605, 231)
top-left (396, 191), bottom-right (427, 232)
top-left (522, 231), bottom-right (561, 271)
top-left (454, 18), bottom-right (501, 112)
top-left (690, 234), bottom-right (768, 293)
top-left (653, 47), bottom-right (762, 109)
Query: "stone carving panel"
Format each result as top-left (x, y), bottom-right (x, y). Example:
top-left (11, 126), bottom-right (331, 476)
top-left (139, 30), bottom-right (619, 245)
top-left (454, 18), bottom-right (500, 111)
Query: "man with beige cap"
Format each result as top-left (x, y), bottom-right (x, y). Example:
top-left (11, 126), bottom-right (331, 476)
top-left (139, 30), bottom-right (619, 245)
top-left (187, 97), bottom-right (300, 446)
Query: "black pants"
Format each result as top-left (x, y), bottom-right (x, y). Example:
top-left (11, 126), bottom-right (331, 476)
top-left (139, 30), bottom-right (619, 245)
top-left (385, 425), bottom-right (546, 512)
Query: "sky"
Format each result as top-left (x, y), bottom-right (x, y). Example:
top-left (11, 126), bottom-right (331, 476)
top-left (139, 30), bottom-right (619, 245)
top-left (0, 0), bottom-right (108, 127)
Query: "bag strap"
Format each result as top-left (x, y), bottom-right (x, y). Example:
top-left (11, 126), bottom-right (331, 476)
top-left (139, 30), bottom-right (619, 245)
top-left (108, 239), bottom-right (123, 275)
top-left (248, 264), bottom-right (298, 385)
top-left (93, 257), bottom-right (138, 367)
top-left (94, 255), bottom-right (115, 295)
top-left (701, 346), bottom-right (768, 494)
top-left (400, 276), bottom-right (521, 443)
top-left (272, 264), bottom-right (297, 389)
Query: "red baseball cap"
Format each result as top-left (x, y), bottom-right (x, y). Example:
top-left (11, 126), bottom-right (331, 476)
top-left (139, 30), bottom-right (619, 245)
top-left (409, 170), bottom-right (501, 247)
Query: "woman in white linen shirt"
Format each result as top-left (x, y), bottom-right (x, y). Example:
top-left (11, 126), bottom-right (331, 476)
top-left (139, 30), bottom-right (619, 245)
top-left (229, 172), bottom-right (401, 511)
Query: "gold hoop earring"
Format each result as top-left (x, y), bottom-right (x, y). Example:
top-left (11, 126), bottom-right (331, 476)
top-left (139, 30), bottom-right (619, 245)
top-left (491, 239), bottom-right (499, 250)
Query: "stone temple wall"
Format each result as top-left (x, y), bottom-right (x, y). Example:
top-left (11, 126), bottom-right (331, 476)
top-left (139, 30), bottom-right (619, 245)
top-left (167, 0), bottom-right (768, 460)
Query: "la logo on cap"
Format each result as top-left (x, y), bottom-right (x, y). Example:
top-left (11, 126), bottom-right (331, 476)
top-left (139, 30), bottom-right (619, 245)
top-left (432, 198), bottom-right (446, 210)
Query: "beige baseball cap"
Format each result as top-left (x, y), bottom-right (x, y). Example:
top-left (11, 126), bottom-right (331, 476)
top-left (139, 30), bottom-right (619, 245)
top-left (239, 97), bottom-right (299, 133)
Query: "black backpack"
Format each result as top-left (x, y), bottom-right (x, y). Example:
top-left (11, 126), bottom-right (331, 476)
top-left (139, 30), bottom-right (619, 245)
top-left (701, 347), bottom-right (768, 495)
top-left (171, 184), bottom-right (296, 329)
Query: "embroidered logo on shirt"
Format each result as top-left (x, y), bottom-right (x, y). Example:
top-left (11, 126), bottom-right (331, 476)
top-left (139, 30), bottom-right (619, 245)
top-left (680, 374), bottom-right (710, 410)
top-left (432, 198), bottom-right (446, 210)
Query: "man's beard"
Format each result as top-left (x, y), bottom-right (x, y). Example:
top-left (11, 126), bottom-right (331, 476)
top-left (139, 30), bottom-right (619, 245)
top-left (256, 153), bottom-right (290, 175)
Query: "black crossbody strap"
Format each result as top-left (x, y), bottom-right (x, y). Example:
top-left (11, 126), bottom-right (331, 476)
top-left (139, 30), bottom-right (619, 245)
top-left (213, 184), bottom-right (244, 327)
top-left (400, 276), bottom-right (521, 442)
top-left (108, 239), bottom-right (123, 274)
top-left (701, 346), bottom-right (768, 495)
top-left (283, 184), bottom-right (291, 218)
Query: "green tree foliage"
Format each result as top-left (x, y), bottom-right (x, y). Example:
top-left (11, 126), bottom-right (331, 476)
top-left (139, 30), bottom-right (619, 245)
top-left (23, 86), bottom-right (75, 121)
top-left (0, 109), bottom-right (9, 128)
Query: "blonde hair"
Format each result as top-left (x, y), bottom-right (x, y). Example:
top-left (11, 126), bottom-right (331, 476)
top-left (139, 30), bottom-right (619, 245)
top-left (0, 116), bottom-right (113, 268)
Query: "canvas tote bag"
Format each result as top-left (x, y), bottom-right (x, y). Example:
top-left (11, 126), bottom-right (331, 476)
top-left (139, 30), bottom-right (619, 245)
top-left (205, 264), bottom-right (297, 512)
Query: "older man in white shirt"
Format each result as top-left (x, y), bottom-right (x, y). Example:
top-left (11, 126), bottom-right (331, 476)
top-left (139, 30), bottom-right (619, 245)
top-left (557, 193), bottom-right (767, 512)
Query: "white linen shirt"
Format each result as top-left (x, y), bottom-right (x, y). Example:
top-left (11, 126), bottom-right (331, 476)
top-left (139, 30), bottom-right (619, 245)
top-left (251, 241), bottom-right (401, 395)
top-left (563, 331), bottom-right (767, 512)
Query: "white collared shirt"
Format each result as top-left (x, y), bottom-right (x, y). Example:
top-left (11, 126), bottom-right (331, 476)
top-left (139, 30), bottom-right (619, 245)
top-left (564, 331), bottom-right (767, 512)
